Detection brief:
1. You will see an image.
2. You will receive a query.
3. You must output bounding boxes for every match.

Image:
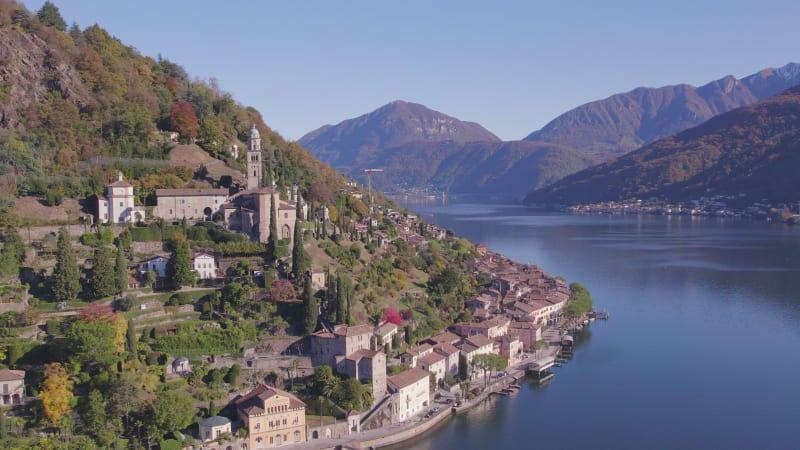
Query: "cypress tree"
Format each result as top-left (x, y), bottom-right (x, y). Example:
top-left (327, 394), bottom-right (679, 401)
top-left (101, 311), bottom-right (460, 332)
top-left (268, 194), bottom-right (277, 257)
top-left (334, 274), bottom-right (343, 324)
top-left (166, 236), bottom-right (193, 287)
top-left (52, 227), bottom-right (80, 302)
top-left (115, 245), bottom-right (128, 295)
top-left (126, 319), bottom-right (137, 359)
top-left (302, 276), bottom-right (317, 335)
top-left (291, 222), bottom-right (309, 280)
top-left (89, 245), bottom-right (115, 299)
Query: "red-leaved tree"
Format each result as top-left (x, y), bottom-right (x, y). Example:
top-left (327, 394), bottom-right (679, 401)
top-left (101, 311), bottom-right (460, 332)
top-left (382, 306), bottom-right (403, 325)
top-left (169, 100), bottom-right (199, 140)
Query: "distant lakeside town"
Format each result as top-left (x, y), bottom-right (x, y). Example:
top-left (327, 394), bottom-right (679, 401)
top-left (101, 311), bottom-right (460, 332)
top-left (564, 195), bottom-right (800, 223)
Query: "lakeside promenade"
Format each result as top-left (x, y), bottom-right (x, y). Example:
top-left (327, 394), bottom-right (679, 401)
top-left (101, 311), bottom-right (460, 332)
top-left (283, 334), bottom-right (564, 450)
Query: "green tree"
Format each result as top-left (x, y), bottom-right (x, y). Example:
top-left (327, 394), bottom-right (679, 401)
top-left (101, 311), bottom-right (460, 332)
top-left (291, 221), bottom-right (309, 280)
top-left (267, 194), bottom-right (277, 257)
top-left (566, 282), bottom-right (593, 317)
top-left (81, 389), bottom-right (107, 439)
top-left (458, 353), bottom-right (468, 381)
top-left (37, 1), bottom-right (67, 31)
top-left (149, 390), bottom-right (196, 437)
top-left (52, 227), bottom-right (81, 302)
top-left (115, 245), bottom-right (128, 295)
top-left (68, 320), bottom-right (117, 373)
top-left (88, 245), bottom-right (115, 299)
top-left (472, 353), bottom-right (507, 387)
top-left (126, 319), bottom-right (137, 358)
top-left (0, 227), bottom-right (24, 276)
top-left (166, 236), bottom-right (194, 287)
top-left (302, 276), bottom-right (317, 335)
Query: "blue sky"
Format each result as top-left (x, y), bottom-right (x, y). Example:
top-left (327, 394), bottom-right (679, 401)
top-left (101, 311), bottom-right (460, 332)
top-left (24, 0), bottom-right (800, 141)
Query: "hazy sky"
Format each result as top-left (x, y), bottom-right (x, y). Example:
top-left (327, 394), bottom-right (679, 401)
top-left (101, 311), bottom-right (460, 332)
top-left (24, 0), bottom-right (800, 141)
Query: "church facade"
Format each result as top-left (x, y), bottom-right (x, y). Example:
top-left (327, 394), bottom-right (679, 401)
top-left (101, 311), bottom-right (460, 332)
top-left (97, 125), bottom-right (304, 247)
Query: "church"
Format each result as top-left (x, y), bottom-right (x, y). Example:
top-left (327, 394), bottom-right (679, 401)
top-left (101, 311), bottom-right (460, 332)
top-left (97, 125), bottom-right (304, 246)
top-left (220, 125), bottom-right (305, 247)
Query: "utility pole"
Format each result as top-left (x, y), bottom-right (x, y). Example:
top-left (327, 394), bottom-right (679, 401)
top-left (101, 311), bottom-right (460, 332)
top-left (363, 168), bottom-right (384, 210)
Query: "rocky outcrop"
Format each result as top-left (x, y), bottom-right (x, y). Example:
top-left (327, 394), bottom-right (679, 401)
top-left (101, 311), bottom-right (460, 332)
top-left (0, 27), bottom-right (90, 131)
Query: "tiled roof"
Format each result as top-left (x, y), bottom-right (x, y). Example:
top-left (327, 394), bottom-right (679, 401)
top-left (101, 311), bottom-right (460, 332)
top-left (465, 335), bottom-right (493, 348)
top-left (434, 342), bottom-right (460, 356)
top-left (387, 367), bottom-right (430, 390)
top-left (234, 384), bottom-right (305, 416)
top-left (0, 369), bottom-right (24, 381)
top-left (156, 188), bottom-right (229, 197)
top-left (419, 352), bottom-right (446, 366)
top-left (345, 349), bottom-right (380, 361)
top-left (108, 180), bottom-right (132, 188)
top-left (333, 324), bottom-right (372, 337)
top-left (374, 322), bottom-right (398, 336)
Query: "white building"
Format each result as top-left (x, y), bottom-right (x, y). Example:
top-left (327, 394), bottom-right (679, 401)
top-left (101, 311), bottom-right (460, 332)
top-left (387, 367), bottom-right (430, 422)
top-left (418, 352), bottom-right (447, 387)
top-left (138, 255), bottom-right (169, 278)
top-left (198, 415), bottom-right (231, 442)
top-left (97, 172), bottom-right (145, 224)
top-left (192, 251), bottom-right (217, 280)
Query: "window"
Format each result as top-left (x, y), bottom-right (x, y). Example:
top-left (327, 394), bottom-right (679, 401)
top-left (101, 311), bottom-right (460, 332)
top-left (119, 201), bottom-right (124, 207)
top-left (294, 431), bottom-right (301, 442)
top-left (255, 423), bottom-right (260, 430)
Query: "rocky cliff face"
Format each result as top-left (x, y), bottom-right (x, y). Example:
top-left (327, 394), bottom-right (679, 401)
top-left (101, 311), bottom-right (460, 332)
top-left (0, 27), bottom-right (90, 132)
top-left (524, 63), bottom-right (800, 161)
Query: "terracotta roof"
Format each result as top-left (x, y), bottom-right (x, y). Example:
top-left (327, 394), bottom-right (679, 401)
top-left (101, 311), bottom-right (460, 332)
top-left (433, 342), bottom-right (460, 356)
top-left (345, 349), bottom-right (380, 361)
top-left (108, 180), bottom-right (132, 188)
top-left (156, 188), bottom-right (229, 197)
top-left (374, 322), bottom-right (398, 336)
top-left (426, 331), bottom-right (461, 345)
top-left (0, 369), bottom-right (24, 381)
top-left (465, 335), bottom-right (493, 348)
top-left (387, 367), bottom-right (430, 390)
top-left (234, 384), bottom-right (305, 416)
top-left (418, 352), bottom-right (446, 366)
top-left (402, 343), bottom-right (432, 357)
top-left (333, 324), bottom-right (372, 337)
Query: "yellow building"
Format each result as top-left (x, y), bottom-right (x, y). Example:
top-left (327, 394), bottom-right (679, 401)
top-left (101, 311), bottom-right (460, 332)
top-left (234, 384), bottom-right (306, 448)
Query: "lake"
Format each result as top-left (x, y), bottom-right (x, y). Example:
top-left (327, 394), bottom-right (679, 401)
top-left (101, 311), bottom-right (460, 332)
top-left (392, 199), bottom-right (800, 450)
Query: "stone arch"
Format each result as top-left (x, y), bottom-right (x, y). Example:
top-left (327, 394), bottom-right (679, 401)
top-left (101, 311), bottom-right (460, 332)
top-left (282, 224), bottom-right (291, 239)
top-left (312, 430), bottom-right (319, 439)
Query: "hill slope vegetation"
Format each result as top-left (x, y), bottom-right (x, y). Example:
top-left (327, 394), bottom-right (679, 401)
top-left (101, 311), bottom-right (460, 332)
top-left (524, 85), bottom-right (800, 205)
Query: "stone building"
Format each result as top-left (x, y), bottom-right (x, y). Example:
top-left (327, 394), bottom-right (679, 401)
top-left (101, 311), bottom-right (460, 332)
top-left (152, 188), bottom-right (229, 221)
top-left (342, 349), bottom-right (387, 400)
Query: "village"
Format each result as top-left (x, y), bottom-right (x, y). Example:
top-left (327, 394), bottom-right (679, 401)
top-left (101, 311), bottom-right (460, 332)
top-left (0, 126), bottom-right (593, 450)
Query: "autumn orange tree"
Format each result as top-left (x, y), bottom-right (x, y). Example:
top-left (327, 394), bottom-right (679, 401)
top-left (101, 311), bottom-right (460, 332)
top-left (169, 100), bottom-right (199, 141)
top-left (40, 362), bottom-right (74, 427)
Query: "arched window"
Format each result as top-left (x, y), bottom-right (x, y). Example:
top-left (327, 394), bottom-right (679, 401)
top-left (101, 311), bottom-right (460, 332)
top-left (294, 431), bottom-right (301, 442)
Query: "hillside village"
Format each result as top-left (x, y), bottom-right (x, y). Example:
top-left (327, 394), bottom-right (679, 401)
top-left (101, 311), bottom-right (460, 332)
top-left (0, 123), bottom-right (583, 448)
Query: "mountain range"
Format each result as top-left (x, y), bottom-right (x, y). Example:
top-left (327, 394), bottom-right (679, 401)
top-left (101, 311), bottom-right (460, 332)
top-left (299, 101), bottom-right (597, 196)
top-left (300, 63), bottom-right (800, 199)
top-left (524, 63), bottom-right (800, 161)
top-left (523, 85), bottom-right (800, 206)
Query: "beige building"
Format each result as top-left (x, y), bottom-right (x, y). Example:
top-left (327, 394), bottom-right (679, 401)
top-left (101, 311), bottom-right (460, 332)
top-left (234, 384), bottom-right (306, 449)
top-left (0, 369), bottom-right (25, 406)
top-left (452, 316), bottom-right (510, 339)
top-left (153, 188), bottom-right (229, 221)
top-left (388, 367), bottom-right (431, 422)
top-left (496, 335), bottom-right (524, 367)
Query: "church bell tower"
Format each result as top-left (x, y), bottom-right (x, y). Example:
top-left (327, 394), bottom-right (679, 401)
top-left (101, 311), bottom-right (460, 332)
top-left (247, 124), bottom-right (262, 189)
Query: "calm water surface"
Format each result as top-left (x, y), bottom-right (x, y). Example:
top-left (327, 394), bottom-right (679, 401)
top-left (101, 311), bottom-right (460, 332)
top-left (393, 200), bottom-right (800, 450)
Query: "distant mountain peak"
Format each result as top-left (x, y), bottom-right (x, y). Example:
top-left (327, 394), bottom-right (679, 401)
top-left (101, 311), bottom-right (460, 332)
top-left (299, 100), bottom-right (500, 167)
